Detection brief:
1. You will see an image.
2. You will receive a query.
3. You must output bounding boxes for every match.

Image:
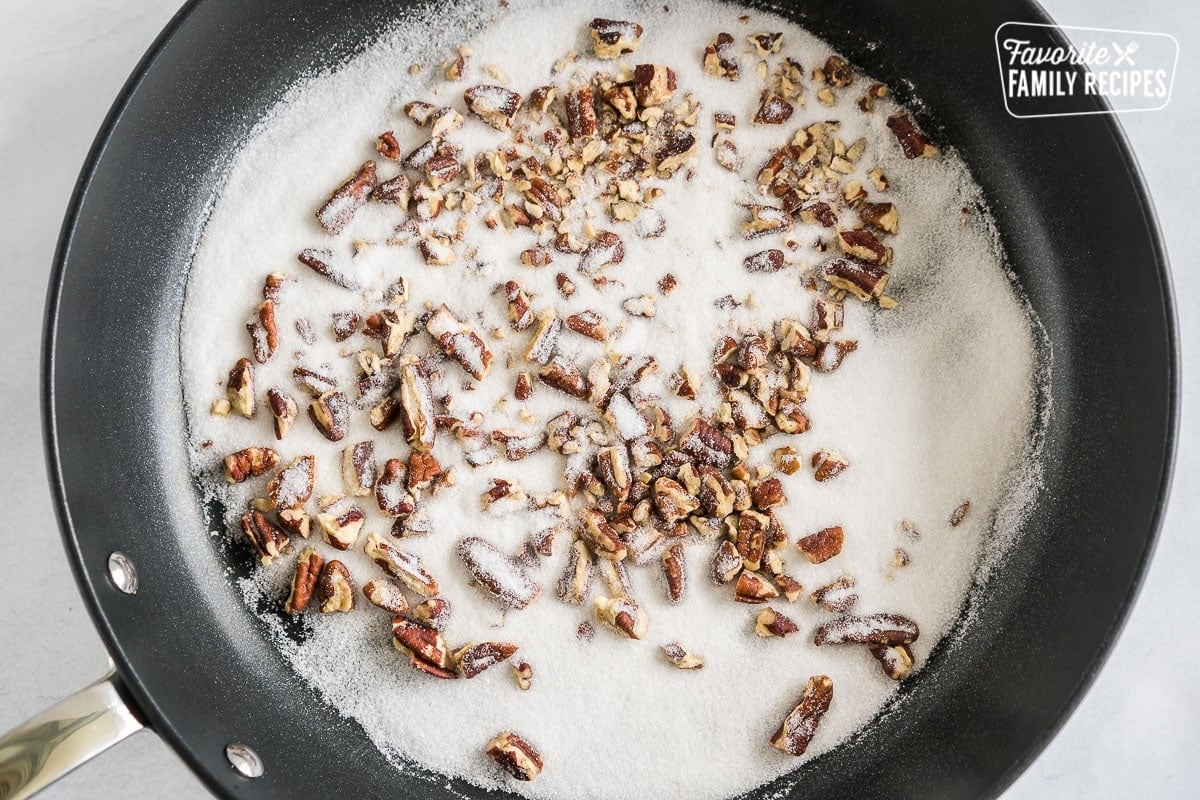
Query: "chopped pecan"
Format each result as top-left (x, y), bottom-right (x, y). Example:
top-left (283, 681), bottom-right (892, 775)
top-left (366, 532), bottom-right (438, 596)
top-left (247, 300), bottom-right (279, 364)
top-left (425, 305), bottom-right (492, 381)
top-left (566, 310), bottom-right (608, 341)
top-left (734, 570), bottom-right (778, 603)
top-left (578, 230), bottom-right (624, 276)
top-left (589, 18), bottom-right (643, 59)
top-left (226, 358), bottom-right (255, 419)
top-left (950, 500), bottom-right (970, 527)
top-left (594, 595), bottom-right (648, 639)
top-left (813, 613), bottom-right (920, 646)
top-left (454, 641), bottom-right (518, 679)
top-left (525, 312), bottom-right (562, 365)
top-left (564, 86), bottom-right (598, 139)
top-left (485, 731), bottom-right (543, 781)
top-left (284, 547), bottom-right (324, 614)
top-left (651, 130), bottom-right (696, 174)
top-left (798, 526), bottom-right (844, 563)
top-left (823, 55), bottom-right (854, 87)
top-left (464, 85), bottom-right (522, 131)
top-left (751, 478), bottom-right (785, 510)
top-left (811, 449), bottom-right (849, 482)
top-left (812, 575), bottom-right (858, 613)
top-left (277, 508), bottom-right (311, 539)
top-left (341, 441), bottom-right (376, 497)
top-left (749, 32), bottom-right (783, 55)
top-left (754, 95), bottom-right (793, 125)
top-left (309, 390), bottom-right (349, 442)
top-left (362, 579), bottom-right (409, 615)
top-left (512, 660), bottom-right (533, 690)
top-left (711, 540), bottom-right (743, 584)
top-left (653, 476), bottom-right (700, 523)
top-left (736, 510), bottom-right (769, 571)
top-left (871, 643), bottom-right (915, 680)
top-left (371, 174), bottom-right (411, 205)
top-left (775, 574), bottom-right (803, 603)
top-left (363, 308), bottom-right (415, 357)
top-left (398, 361), bottom-right (437, 452)
top-left (679, 419), bottom-right (733, 468)
top-left (770, 675), bottom-right (834, 756)
top-left (523, 248), bottom-right (554, 269)
top-left (703, 32), bottom-right (739, 80)
top-left (317, 506), bottom-right (365, 551)
top-left (756, 607), bottom-right (799, 637)
top-left (821, 257), bottom-right (889, 301)
top-left (633, 64), bottom-right (676, 107)
top-left (376, 130), bottom-right (401, 159)
top-left (886, 112), bottom-right (937, 158)
top-left (580, 509), bottom-right (627, 562)
top-left (411, 597), bottom-right (451, 630)
top-left (539, 355), bottom-right (588, 399)
top-left (375, 458), bottom-right (417, 517)
top-left (316, 161), bottom-right (376, 234)
top-left (859, 202), bottom-right (899, 234)
top-left (742, 204), bottom-right (792, 239)
top-left (503, 281), bottom-right (534, 331)
top-left (224, 447), bottom-right (279, 483)
top-left (266, 455), bottom-right (315, 510)
top-left (773, 446), bottom-right (801, 475)
top-left (316, 560), bottom-right (355, 613)
top-left (558, 538), bottom-right (593, 604)
top-left (837, 228), bottom-right (889, 265)
top-left (661, 543), bottom-right (685, 603)
top-left (492, 429), bottom-right (548, 461)
top-left (292, 365), bottom-right (337, 397)
top-left (458, 536), bottom-right (541, 609)
top-left (744, 249), bottom-right (785, 273)
top-left (240, 511), bottom-right (291, 566)
top-left (661, 642), bottom-right (705, 669)
top-left (393, 617), bottom-right (455, 678)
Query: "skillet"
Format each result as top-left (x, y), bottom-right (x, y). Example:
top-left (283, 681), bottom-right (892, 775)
top-left (0, 0), bottom-right (1177, 798)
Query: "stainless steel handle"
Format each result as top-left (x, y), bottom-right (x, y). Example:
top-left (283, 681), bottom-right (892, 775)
top-left (0, 673), bottom-right (143, 800)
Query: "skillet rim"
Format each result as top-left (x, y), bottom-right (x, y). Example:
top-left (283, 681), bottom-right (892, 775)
top-left (39, 0), bottom-right (1180, 797)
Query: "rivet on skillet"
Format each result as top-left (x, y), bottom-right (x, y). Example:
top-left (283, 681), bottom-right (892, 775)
top-left (225, 743), bottom-right (265, 778)
top-left (106, 552), bottom-right (138, 595)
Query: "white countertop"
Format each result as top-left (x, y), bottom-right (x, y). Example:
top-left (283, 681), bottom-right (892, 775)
top-left (0, 0), bottom-right (1195, 797)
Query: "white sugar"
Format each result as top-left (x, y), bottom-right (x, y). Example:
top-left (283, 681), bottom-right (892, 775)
top-left (179, 0), bottom-right (1047, 798)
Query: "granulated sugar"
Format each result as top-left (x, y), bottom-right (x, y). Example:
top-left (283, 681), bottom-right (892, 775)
top-left (180, 1), bottom-right (1046, 797)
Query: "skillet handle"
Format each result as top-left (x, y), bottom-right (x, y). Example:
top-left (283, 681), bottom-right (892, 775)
top-left (0, 672), bottom-right (144, 800)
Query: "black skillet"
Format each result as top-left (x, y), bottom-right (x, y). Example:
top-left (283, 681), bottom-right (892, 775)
top-left (0, 0), bottom-right (1177, 798)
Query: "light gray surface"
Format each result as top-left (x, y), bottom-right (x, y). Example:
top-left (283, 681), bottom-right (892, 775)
top-left (0, 0), bottom-right (1194, 797)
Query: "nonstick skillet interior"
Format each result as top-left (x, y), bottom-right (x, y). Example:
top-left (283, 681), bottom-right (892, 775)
top-left (44, 0), bottom-right (1176, 798)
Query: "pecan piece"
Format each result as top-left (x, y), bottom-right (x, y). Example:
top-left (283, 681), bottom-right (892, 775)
top-left (317, 507), bottom-right (365, 551)
top-left (486, 732), bottom-right (543, 781)
top-left (292, 365), bottom-right (337, 397)
top-left (812, 575), bottom-right (858, 613)
top-left (566, 310), bottom-right (608, 341)
top-left (503, 280), bottom-right (534, 331)
top-left (661, 642), bottom-right (705, 669)
top-left (950, 500), bottom-right (970, 527)
top-left (224, 447), bottom-right (279, 483)
top-left (824, 55), bottom-right (854, 87)
top-left (679, 419), bottom-right (733, 468)
top-left (578, 230), bottom-right (624, 275)
top-left (821, 257), bottom-right (889, 301)
top-left (341, 441), bottom-right (376, 497)
top-left (837, 228), bottom-right (889, 265)
top-left (376, 130), bottom-right (401, 159)
top-left (463, 85), bottom-right (522, 131)
top-left (247, 300), bottom-right (278, 364)
top-left (363, 308), bottom-right (415, 357)
top-left (744, 249), bottom-right (785, 273)
top-left (524, 312), bottom-right (562, 365)
top-left (316, 560), bottom-right (355, 613)
top-left (798, 526), bottom-right (844, 563)
top-left (411, 597), bottom-right (451, 630)
top-left (512, 660), bottom-right (533, 690)
top-left (742, 204), bottom-right (792, 239)
top-left (458, 536), bottom-right (541, 609)
top-left (813, 613), bottom-right (920, 646)
top-left (308, 390), bottom-right (349, 442)
top-left (754, 95), bottom-right (793, 125)
top-left (886, 112), bottom-right (937, 159)
top-left (558, 538), bottom-right (593, 604)
top-left (284, 547), bottom-right (324, 614)
top-left (734, 570), bottom-right (778, 603)
top-left (226, 358), bottom-right (255, 419)
top-left (594, 595), bottom-right (648, 639)
top-left (811, 450), bottom-right (849, 482)
top-left (316, 161), bottom-right (376, 234)
top-left (277, 508), bottom-right (311, 540)
top-left (654, 476), bottom-right (700, 523)
top-left (752, 478), bottom-right (786, 510)
top-left (539, 355), bottom-right (588, 399)
top-left (375, 458), bottom-right (417, 517)
top-left (580, 509), bottom-right (627, 562)
top-left (266, 455), bottom-right (315, 510)
top-left (366, 532), bottom-right (438, 596)
top-left (393, 617), bottom-right (456, 678)
top-left (661, 543), bottom-right (685, 603)
top-left (240, 511), bottom-right (291, 566)
top-left (749, 32), bottom-right (783, 55)
top-left (454, 642), bottom-right (518, 679)
top-left (736, 510), bottom-right (769, 571)
top-left (371, 174), bottom-right (411, 205)
top-left (398, 361), bottom-right (437, 452)
top-left (771, 675), bottom-right (834, 756)
top-left (633, 64), bottom-right (676, 107)
top-left (362, 579), bottom-right (409, 615)
top-left (776, 574), bottom-right (803, 603)
top-left (564, 85), bottom-right (598, 139)
top-left (703, 32), bottom-right (739, 80)
top-left (425, 304), bottom-right (492, 381)
top-left (589, 17), bottom-right (643, 59)
top-left (871, 643), bottom-right (915, 680)
top-left (756, 607), bottom-right (800, 637)
top-left (265, 388), bottom-right (298, 440)
top-left (407, 451), bottom-right (442, 492)
top-left (859, 201), bottom-right (899, 234)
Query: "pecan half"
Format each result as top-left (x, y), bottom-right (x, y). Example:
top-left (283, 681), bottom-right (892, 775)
top-left (458, 536), bottom-right (541, 609)
top-left (316, 559), bottom-right (355, 613)
top-left (485, 731), bottom-right (543, 781)
top-left (284, 547), bottom-right (324, 614)
top-left (813, 613), bottom-right (920, 646)
top-left (771, 675), bottom-right (834, 756)
top-left (240, 511), bottom-right (291, 566)
top-left (224, 447), bottom-right (279, 483)
top-left (454, 641), bottom-right (518, 679)
top-left (365, 532), bottom-right (438, 596)
top-left (362, 579), bottom-right (409, 615)
top-left (316, 161), bottom-right (376, 234)
top-left (266, 455), bottom-right (315, 510)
